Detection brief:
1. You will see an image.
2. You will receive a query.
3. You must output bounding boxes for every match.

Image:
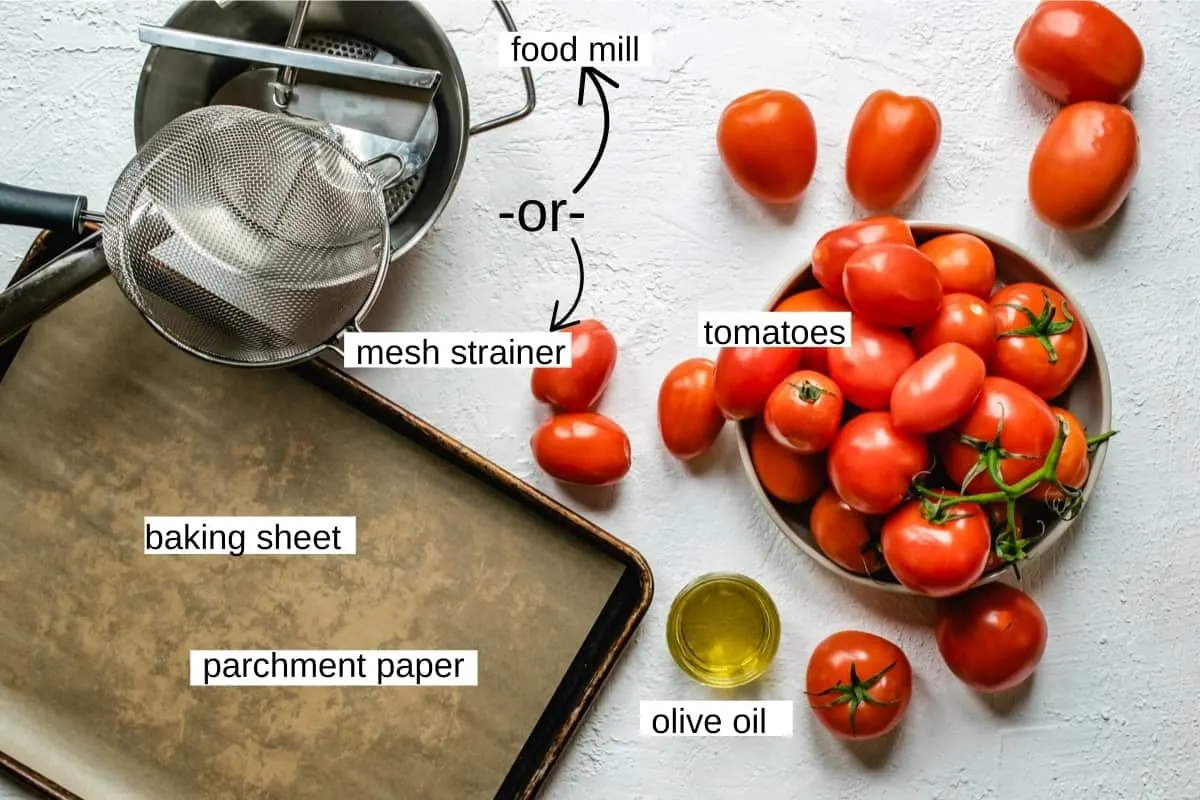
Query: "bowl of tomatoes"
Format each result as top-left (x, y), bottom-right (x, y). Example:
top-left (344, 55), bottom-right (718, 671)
top-left (732, 219), bottom-right (1112, 596)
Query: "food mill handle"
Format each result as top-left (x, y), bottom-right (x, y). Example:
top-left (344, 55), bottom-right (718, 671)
top-left (468, 0), bottom-right (537, 136)
top-left (0, 183), bottom-right (91, 234)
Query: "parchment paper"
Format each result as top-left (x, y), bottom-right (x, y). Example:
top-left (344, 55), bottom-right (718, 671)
top-left (0, 279), bottom-right (624, 799)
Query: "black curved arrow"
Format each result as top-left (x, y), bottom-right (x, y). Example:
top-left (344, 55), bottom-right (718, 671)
top-left (573, 67), bottom-right (619, 195)
top-left (549, 237), bottom-right (585, 332)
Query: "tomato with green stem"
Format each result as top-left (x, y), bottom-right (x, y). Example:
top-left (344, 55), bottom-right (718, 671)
top-left (881, 495), bottom-right (991, 597)
top-left (912, 292), bottom-right (996, 364)
top-left (810, 488), bottom-right (884, 576)
top-left (713, 346), bottom-right (804, 420)
top-left (764, 371), bottom-right (844, 453)
top-left (806, 630), bottom-right (912, 740)
top-left (828, 411), bottom-right (929, 515)
top-left (1031, 406), bottom-right (1089, 502)
top-left (936, 582), bottom-right (1048, 692)
top-left (827, 316), bottom-right (915, 410)
top-left (810, 217), bottom-right (914, 301)
top-left (991, 283), bottom-right (1089, 400)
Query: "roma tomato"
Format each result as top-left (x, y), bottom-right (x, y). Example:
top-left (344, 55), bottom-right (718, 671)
top-left (881, 496), bottom-right (990, 597)
top-left (918, 233), bottom-right (996, 298)
top-left (531, 319), bottom-right (617, 411)
top-left (890, 343), bottom-right (986, 435)
top-left (1029, 102), bottom-right (1138, 231)
top-left (773, 287), bottom-right (851, 373)
top-left (1014, 1), bottom-right (1143, 105)
top-left (827, 316), bottom-right (915, 410)
top-left (912, 292), bottom-right (996, 363)
top-left (842, 243), bottom-right (942, 327)
top-left (828, 412), bottom-right (929, 515)
top-left (935, 582), bottom-right (1048, 692)
top-left (1031, 406), bottom-right (1089, 502)
top-left (764, 371), bottom-right (844, 454)
top-left (531, 413), bottom-right (631, 486)
top-left (749, 420), bottom-right (826, 504)
top-left (810, 216), bottom-right (914, 300)
top-left (713, 346), bottom-right (803, 420)
top-left (717, 89), bottom-right (818, 204)
top-left (845, 90), bottom-right (941, 211)
top-left (658, 358), bottom-right (726, 461)
top-left (991, 283), bottom-right (1088, 400)
top-left (806, 631), bottom-right (912, 740)
top-left (810, 488), bottom-right (884, 576)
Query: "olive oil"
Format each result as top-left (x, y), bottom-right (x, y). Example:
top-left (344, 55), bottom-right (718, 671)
top-left (666, 573), bottom-right (780, 688)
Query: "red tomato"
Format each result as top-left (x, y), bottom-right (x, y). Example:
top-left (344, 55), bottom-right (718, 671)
top-left (827, 316), bottom-right (915, 410)
top-left (764, 371), bottom-right (844, 454)
top-left (1014, 1), bottom-right (1143, 105)
top-left (713, 346), bottom-right (803, 420)
top-left (1031, 406), bottom-right (1089, 502)
top-left (717, 89), bottom-right (818, 204)
top-left (935, 582), bottom-right (1048, 692)
top-left (881, 496), bottom-right (990, 597)
top-left (1029, 102), bottom-right (1138, 231)
top-left (773, 287), bottom-right (851, 373)
top-left (810, 488), bottom-right (884, 576)
top-left (990, 283), bottom-right (1089, 400)
top-left (918, 233), bottom-right (996, 298)
top-left (806, 630), bottom-right (912, 740)
top-left (750, 420), bottom-right (826, 504)
top-left (912, 292), bottom-right (996, 363)
top-left (658, 358), bottom-right (726, 461)
top-left (531, 413), bottom-right (631, 486)
top-left (890, 343), bottom-right (986, 435)
top-left (530, 319), bottom-right (616, 411)
top-left (845, 90), bottom-right (941, 211)
top-left (810, 217), bottom-right (915, 300)
top-left (842, 243), bottom-right (943, 327)
top-left (940, 377), bottom-right (1058, 493)
top-left (828, 412), bottom-right (929, 515)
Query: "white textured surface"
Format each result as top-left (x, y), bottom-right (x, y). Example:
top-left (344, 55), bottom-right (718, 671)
top-left (2, 1), bottom-right (1199, 798)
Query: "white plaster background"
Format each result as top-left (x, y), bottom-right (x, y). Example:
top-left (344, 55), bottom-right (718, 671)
top-left (2, 0), bottom-right (1198, 797)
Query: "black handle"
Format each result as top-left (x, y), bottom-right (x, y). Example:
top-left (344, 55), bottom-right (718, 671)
top-left (0, 182), bottom-right (88, 233)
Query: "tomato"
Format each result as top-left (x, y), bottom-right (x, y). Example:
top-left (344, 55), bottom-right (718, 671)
top-left (918, 233), bottom-right (996, 298)
top-left (1014, 1), bottom-right (1143, 105)
top-left (717, 89), bottom-right (818, 204)
top-left (531, 413), bottom-right (631, 486)
top-left (990, 283), bottom-right (1088, 401)
top-left (882, 495), bottom-right (991, 597)
top-left (810, 217), bottom-right (914, 301)
top-left (935, 582), bottom-right (1048, 692)
top-left (827, 316), bottom-right (915, 410)
top-left (810, 488), bottom-right (884, 576)
top-left (842, 243), bottom-right (942, 327)
top-left (805, 630), bottom-right (912, 740)
top-left (1029, 102), bottom-right (1138, 231)
top-left (890, 343), bottom-right (986, 435)
top-left (531, 319), bottom-right (617, 411)
top-left (749, 420), bottom-right (826, 504)
top-left (828, 412), bottom-right (929, 515)
top-left (912, 292), bottom-right (996, 364)
top-left (773, 287), bottom-right (851, 373)
top-left (845, 90), bottom-right (941, 211)
top-left (764, 371), bottom-right (843, 454)
top-left (713, 346), bottom-right (804, 420)
top-left (940, 377), bottom-right (1058, 493)
top-left (984, 503), bottom-right (1028, 572)
top-left (658, 358), bottom-right (726, 460)
top-left (1031, 406), bottom-right (1089, 502)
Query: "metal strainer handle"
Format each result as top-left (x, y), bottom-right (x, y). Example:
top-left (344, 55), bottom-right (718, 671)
top-left (0, 240), bottom-right (108, 347)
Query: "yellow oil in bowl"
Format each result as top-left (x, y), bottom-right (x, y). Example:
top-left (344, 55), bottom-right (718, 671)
top-left (666, 573), bottom-right (780, 688)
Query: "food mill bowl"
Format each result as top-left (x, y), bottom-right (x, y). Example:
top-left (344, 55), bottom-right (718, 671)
top-left (735, 221), bottom-right (1112, 594)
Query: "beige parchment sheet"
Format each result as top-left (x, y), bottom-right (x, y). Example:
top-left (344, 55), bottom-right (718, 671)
top-left (0, 279), bottom-right (623, 800)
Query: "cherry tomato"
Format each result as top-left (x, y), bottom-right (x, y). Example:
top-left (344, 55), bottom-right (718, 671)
top-left (890, 343), bottom-right (986, 435)
top-left (935, 582), bottom-right (1048, 692)
top-left (1031, 406), bottom-right (1089, 502)
top-left (940, 377), bottom-right (1058, 493)
top-left (806, 630), bottom-right (912, 740)
top-left (810, 488), bottom-right (884, 576)
top-left (773, 287), bottom-right (851, 373)
top-left (658, 358), bottom-right (726, 461)
top-left (713, 346), bottom-right (804, 420)
top-left (531, 413), bottom-right (631, 486)
top-left (990, 283), bottom-right (1089, 401)
top-left (530, 319), bottom-right (617, 411)
top-left (827, 316), bottom-right (915, 410)
top-left (810, 217), bottom-right (915, 300)
top-left (984, 502), bottom-right (1029, 572)
top-left (828, 412), bottom-right (929, 515)
top-left (918, 233), bottom-right (996, 298)
top-left (912, 292), bottom-right (996, 364)
top-left (749, 420), bottom-right (826, 504)
top-left (881, 495), bottom-right (990, 597)
top-left (717, 89), bottom-right (818, 204)
top-left (1014, 1), bottom-right (1143, 105)
top-left (764, 371), bottom-right (844, 454)
top-left (1029, 102), bottom-right (1138, 231)
top-left (842, 243), bottom-right (943, 327)
top-left (845, 90), bottom-right (941, 211)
